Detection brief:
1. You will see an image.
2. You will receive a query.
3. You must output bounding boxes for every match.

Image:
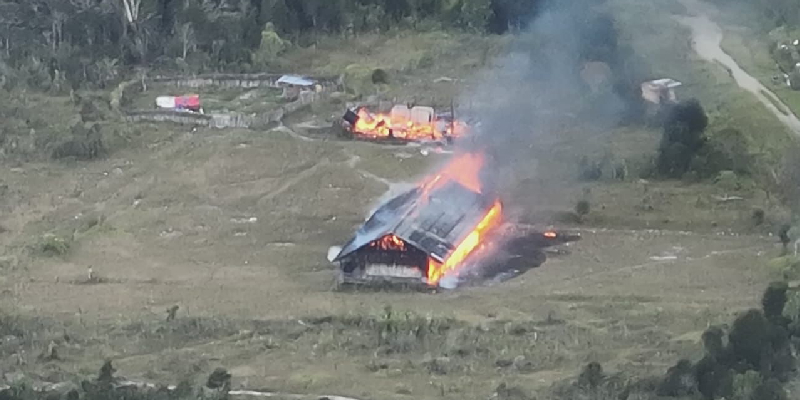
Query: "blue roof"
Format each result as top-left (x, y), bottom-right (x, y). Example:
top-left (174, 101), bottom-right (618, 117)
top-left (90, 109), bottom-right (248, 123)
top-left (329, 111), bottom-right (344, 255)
top-left (334, 181), bottom-right (495, 263)
top-left (277, 75), bottom-right (314, 86)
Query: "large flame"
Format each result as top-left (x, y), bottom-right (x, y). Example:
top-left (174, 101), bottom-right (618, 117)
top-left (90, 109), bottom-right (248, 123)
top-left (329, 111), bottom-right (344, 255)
top-left (351, 107), bottom-right (467, 141)
top-left (417, 152), bottom-right (502, 286)
top-left (427, 201), bottom-right (503, 285)
top-left (421, 152), bottom-right (485, 195)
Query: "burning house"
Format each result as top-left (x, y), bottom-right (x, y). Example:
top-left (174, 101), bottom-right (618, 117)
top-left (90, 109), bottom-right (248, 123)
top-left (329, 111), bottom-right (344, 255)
top-left (330, 152), bottom-right (582, 288)
top-left (342, 104), bottom-right (469, 143)
top-left (331, 153), bottom-right (501, 287)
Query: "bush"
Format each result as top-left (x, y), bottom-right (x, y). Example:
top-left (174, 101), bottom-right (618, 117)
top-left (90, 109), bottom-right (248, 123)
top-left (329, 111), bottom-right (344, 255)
top-left (578, 361), bottom-right (604, 388)
top-left (658, 359), bottom-right (696, 396)
top-left (767, 256), bottom-right (800, 280)
top-left (728, 309), bottom-right (770, 369)
top-left (752, 379), bottom-right (788, 400)
top-left (695, 355), bottom-right (733, 400)
top-left (575, 200), bottom-right (591, 222)
top-left (752, 208), bottom-right (766, 226)
top-left (693, 128), bottom-right (753, 178)
top-left (371, 68), bottom-right (389, 84)
top-left (731, 371), bottom-right (762, 400)
top-left (252, 23), bottom-right (287, 69)
top-left (206, 367), bottom-right (231, 390)
top-left (51, 123), bottom-right (107, 161)
top-left (702, 326), bottom-right (726, 358)
top-left (763, 282), bottom-right (789, 319)
top-left (657, 99), bottom-right (709, 178)
top-left (38, 233), bottom-right (72, 257)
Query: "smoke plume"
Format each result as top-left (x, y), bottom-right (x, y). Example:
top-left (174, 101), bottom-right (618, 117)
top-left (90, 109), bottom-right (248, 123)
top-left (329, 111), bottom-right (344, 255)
top-left (457, 0), bottom-right (643, 200)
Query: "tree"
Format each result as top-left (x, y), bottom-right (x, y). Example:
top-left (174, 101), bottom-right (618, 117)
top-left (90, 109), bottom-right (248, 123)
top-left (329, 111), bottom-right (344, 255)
top-left (179, 22), bottom-right (195, 59)
top-left (728, 309), bottom-right (770, 369)
top-left (252, 23), bottom-right (287, 68)
top-left (763, 282), bottom-right (789, 320)
top-left (457, 0), bottom-right (493, 32)
top-left (657, 99), bottom-right (709, 177)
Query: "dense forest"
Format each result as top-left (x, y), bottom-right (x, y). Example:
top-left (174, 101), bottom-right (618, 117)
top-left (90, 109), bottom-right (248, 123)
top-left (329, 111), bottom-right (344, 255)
top-left (0, 0), bottom-right (613, 90)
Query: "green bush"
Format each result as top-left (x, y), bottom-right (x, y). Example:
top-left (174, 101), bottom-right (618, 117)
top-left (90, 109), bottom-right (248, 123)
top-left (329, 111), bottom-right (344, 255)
top-left (728, 309), bottom-right (770, 369)
top-left (767, 256), bottom-right (800, 280)
top-left (731, 371), bottom-right (762, 400)
top-left (371, 68), bottom-right (389, 84)
top-left (658, 359), bottom-right (696, 396)
top-left (38, 233), bottom-right (72, 257)
top-left (763, 282), bottom-right (789, 319)
top-left (657, 99), bottom-right (709, 178)
top-left (575, 200), bottom-right (591, 222)
top-left (693, 128), bottom-right (753, 178)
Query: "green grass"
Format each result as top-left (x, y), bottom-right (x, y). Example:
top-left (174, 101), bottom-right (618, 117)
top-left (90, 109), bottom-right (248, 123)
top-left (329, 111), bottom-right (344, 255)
top-left (613, 0), bottom-right (791, 174)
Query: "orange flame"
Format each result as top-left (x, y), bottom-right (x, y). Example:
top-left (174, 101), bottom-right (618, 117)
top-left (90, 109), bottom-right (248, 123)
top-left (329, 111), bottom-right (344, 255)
top-left (351, 107), bottom-right (467, 141)
top-left (428, 200), bottom-right (503, 285)
top-left (371, 234), bottom-right (406, 251)
top-left (543, 231), bottom-right (557, 239)
top-left (420, 153), bottom-right (485, 195)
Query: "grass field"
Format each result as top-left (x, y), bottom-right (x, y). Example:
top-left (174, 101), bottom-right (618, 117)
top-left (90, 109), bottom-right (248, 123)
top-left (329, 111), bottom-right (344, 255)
top-left (0, 0), bottom-right (795, 398)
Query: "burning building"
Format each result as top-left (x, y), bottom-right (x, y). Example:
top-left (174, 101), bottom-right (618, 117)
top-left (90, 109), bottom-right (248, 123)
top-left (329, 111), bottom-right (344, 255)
top-left (330, 151), bottom-right (582, 289)
top-left (342, 104), bottom-right (469, 143)
top-left (331, 153), bottom-right (502, 287)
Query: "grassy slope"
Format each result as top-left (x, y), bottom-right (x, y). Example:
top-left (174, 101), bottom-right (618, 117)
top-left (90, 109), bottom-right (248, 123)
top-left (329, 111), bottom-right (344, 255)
top-left (0, 0), bottom-right (793, 399)
top-left (711, 2), bottom-right (800, 127)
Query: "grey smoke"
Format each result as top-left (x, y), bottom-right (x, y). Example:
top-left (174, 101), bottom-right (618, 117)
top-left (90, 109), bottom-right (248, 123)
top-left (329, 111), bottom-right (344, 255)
top-left (457, 1), bottom-right (631, 198)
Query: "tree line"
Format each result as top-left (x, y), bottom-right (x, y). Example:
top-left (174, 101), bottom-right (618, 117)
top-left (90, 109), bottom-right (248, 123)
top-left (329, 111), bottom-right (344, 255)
top-left (0, 0), bottom-right (571, 89)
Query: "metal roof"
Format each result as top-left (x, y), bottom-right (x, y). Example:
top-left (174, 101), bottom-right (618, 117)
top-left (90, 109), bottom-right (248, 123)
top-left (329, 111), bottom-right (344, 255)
top-left (276, 75), bottom-right (315, 86)
top-left (645, 78), bottom-right (683, 88)
top-left (334, 181), bottom-right (495, 263)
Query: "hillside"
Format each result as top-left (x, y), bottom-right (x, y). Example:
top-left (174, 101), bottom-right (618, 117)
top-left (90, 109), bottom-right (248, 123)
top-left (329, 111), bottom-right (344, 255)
top-left (1, 0), bottom-right (800, 400)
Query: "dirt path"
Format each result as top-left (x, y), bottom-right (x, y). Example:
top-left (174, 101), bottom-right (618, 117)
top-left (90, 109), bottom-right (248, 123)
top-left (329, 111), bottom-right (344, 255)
top-left (675, 0), bottom-right (800, 134)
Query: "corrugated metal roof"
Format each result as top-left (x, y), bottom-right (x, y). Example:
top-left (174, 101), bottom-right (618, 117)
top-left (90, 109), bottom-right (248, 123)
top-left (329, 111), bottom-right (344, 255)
top-left (277, 75), bottom-right (315, 86)
top-left (334, 181), bottom-right (495, 262)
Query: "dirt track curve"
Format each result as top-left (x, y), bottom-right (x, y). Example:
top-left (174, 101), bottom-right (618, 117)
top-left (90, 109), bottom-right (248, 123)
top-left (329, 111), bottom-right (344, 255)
top-left (675, 0), bottom-right (800, 134)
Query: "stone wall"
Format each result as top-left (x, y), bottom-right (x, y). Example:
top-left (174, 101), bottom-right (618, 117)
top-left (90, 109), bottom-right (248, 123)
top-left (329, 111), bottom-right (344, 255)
top-left (124, 91), bottom-right (318, 129)
top-left (118, 74), bottom-right (323, 129)
top-left (148, 73), bottom-right (342, 92)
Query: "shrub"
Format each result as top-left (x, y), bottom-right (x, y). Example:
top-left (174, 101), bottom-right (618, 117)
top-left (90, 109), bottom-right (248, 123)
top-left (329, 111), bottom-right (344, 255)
top-left (702, 326), bottom-right (726, 358)
top-left (693, 128), bottom-right (753, 178)
top-left (763, 282), bottom-right (789, 320)
top-left (767, 256), bottom-right (800, 280)
top-left (575, 200), bottom-right (591, 222)
top-left (206, 367), bottom-right (231, 390)
top-left (752, 378), bottom-right (788, 400)
top-left (578, 361), bottom-right (604, 388)
top-left (752, 208), bottom-right (766, 226)
top-left (252, 23), bottom-right (287, 68)
top-left (657, 99), bottom-right (708, 178)
top-left (695, 356), bottom-right (733, 400)
top-left (658, 359), bottom-right (696, 396)
top-left (51, 123), bottom-right (107, 161)
top-left (371, 68), bottom-right (389, 84)
top-left (728, 309), bottom-right (770, 369)
top-left (578, 156), bottom-right (603, 181)
top-left (731, 371), bottom-right (762, 400)
top-left (38, 233), bottom-right (72, 257)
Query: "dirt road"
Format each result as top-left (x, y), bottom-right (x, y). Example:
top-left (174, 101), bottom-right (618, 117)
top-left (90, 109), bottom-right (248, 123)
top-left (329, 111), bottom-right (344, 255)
top-left (675, 0), bottom-right (800, 134)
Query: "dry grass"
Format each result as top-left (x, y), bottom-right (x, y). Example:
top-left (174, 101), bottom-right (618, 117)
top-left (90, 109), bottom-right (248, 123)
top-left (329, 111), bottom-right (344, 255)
top-left (0, 0), bottom-right (792, 398)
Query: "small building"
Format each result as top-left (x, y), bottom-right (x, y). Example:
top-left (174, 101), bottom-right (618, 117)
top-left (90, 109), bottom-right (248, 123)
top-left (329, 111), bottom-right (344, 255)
top-left (641, 78), bottom-right (682, 105)
top-left (276, 74), bottom-right (315, 100)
